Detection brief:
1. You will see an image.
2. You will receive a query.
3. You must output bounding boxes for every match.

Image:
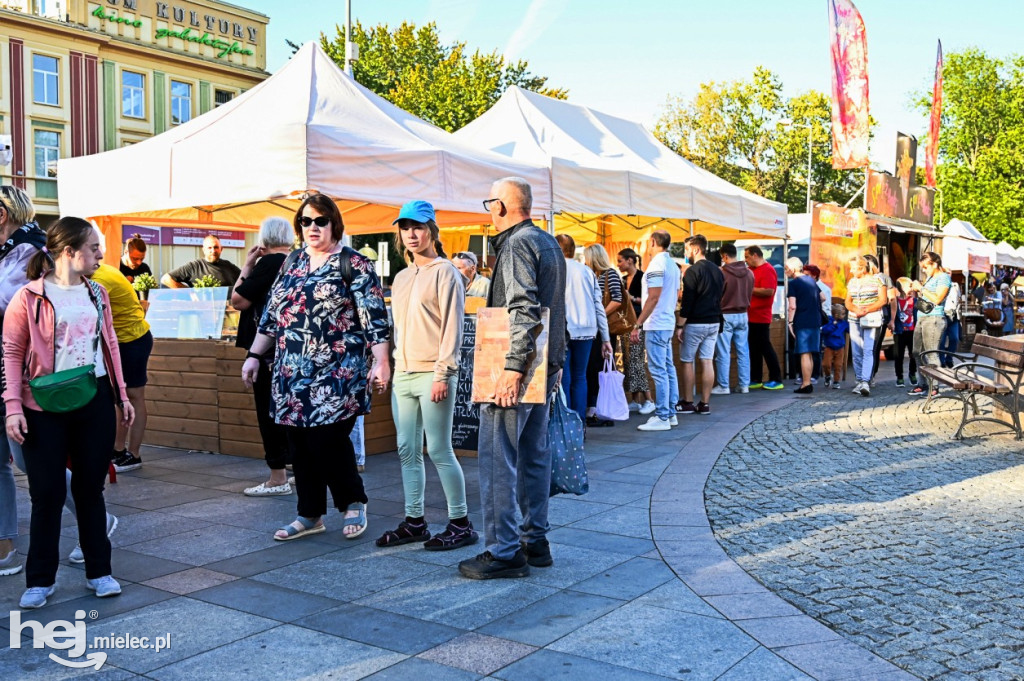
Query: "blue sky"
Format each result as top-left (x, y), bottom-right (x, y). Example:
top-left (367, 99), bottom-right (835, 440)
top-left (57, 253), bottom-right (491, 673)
top-left (243, 0), bottom-right (1020, 172)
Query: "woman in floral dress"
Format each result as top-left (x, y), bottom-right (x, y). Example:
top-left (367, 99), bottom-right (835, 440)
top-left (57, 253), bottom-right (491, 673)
top-left (241, 195), bottom-right (390, 541)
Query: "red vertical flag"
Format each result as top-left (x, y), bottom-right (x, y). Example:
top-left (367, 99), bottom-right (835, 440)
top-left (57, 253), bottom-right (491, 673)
top-left (828, 0), bottom-right (870, 169)
top-left (926, 40), bottom-right (943, 188)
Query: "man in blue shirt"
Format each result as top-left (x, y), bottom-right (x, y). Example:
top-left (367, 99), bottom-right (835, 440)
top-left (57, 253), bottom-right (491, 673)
top-left (786, 258), bottom-right (826, 394)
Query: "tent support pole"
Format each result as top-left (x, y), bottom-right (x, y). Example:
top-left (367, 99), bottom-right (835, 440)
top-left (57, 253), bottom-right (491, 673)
top-left (783, 238), bottom-right (790, 376)
top-left (548, 212), bottom-right (555, 236)
top-left (689, 219), bottom-right (694, 236)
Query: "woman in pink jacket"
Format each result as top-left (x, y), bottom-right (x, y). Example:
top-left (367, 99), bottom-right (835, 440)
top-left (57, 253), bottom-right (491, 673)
top-left (2, 217), bottom-right (134, 609)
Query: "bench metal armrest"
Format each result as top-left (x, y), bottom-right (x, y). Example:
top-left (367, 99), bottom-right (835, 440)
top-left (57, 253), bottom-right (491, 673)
top-left (952, 362), bottom-right (1024, 390)
top-left (919, 350), bottom-right (975, 364)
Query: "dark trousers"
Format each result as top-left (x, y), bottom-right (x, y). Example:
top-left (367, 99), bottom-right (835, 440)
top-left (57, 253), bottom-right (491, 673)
top-left (22, 380), bottom-right (115, 586)
top-left (253, 360), bottom-right (288, 470)
top-left (287, 417), bottom-right (366, 518)
top-left (870, 309), bottom-right (891, 378)
top-left (894, 330), bottom-right (917, 379)
top-left (749, 322), bottom-right (781, 384)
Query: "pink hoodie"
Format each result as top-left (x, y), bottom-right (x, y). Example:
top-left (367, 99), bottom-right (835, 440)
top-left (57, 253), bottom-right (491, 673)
top-left (2, 277), bottom-right (128, 416)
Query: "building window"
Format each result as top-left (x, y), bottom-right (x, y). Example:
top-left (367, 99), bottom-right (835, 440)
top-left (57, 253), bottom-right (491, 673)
top-left (33, 54), bottom-right (59, 106)
top-left (170, 80), bottom-right (192, 125)
top-left (122, 71), bottom-right (145, 119)
top-left (34, 129), bottom-right (60, 199)
top-left (214, 89), bottom-right (234, 107)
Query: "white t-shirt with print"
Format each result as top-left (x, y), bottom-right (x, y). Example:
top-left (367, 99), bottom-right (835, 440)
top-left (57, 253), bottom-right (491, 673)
top-left (642, 251), bottom-right (681, 332)
top-left (46, 281), bottom-right (106, 377)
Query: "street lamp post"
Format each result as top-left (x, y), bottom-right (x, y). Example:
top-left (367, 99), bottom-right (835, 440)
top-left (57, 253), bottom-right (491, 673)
top-left (345, 0), bottom-right (353, 76)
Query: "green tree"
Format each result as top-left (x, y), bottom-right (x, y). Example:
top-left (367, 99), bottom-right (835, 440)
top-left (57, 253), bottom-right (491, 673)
top-left (655, 67), bottom-right (862, 213)
top-left (915, 48), bottom-right (1024, 245)
top-left (313, 22), bottom-right (567, 132)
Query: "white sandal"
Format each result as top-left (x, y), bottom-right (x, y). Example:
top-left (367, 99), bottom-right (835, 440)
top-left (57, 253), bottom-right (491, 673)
top-left (244, 481), bottom-right (292, 497)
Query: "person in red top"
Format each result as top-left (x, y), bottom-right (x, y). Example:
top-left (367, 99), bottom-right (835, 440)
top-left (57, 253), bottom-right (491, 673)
top-left (744, 246), bottom-right (783, 389)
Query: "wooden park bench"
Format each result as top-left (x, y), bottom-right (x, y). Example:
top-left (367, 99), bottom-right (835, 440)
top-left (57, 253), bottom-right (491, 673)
top-left (919, 334), bottom-right (1024, 440)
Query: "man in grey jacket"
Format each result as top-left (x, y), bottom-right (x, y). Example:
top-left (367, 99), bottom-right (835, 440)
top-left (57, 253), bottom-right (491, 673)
top-left (458, 177), bottom-right (567, 580)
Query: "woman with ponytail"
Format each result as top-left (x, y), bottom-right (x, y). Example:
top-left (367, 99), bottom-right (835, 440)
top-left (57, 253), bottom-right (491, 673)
top-left (2, 217), bottom-right (134, 609)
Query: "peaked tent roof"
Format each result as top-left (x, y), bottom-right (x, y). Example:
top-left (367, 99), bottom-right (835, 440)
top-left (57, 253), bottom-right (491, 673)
top-left (994, 241), bottom-right (1024, 268)
top-left (453, 86), bottom-right (788, 243)
top-left (940, 219), bottom-right (996, 271)
top-left (941, 218), bottom-right (988, 241)
top-left (57, 43), bottom-right (550, 231)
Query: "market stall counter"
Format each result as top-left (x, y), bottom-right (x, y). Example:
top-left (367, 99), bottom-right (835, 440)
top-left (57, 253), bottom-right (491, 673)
top-left (141, 288), bottom-right (397, 458)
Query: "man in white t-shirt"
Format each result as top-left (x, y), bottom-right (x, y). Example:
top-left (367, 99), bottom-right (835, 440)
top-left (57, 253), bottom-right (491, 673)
top-left (629, 230), bottom-right (680, 431)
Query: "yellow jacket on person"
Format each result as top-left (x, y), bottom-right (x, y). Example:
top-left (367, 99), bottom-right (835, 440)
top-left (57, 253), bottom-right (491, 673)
top-left (90, 263), bottom-right (151, 344)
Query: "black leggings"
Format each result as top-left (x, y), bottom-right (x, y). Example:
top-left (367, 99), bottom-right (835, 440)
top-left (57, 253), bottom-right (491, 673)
top-left (22, 379), bottom-right (116, 586)
top-left (894, 330), bottom-right (917, 379)
top-left (287, 417), bottom-right (367, 518)
top-left (253, 360), bottom-right (288, 470)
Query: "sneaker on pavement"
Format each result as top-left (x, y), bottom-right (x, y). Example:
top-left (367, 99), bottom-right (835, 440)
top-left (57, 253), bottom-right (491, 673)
top-left (908, 386), bottom-right (927, 396)
top-left (736, 386), bottom-right (750, 394)
top-left (810, 378), bottom-right (818, 385)
top-left (860, 383), bottom-right (871, 397)
top-left (710, 386), bottom-right (731, 395)
top-left (668, 415), bottom-right (678, 426)
top-left (628, 402), bottom-right (640, 413)
top-left (677, 401), bottom-right (698, 415)
top-left (831, 381), bottom-right (841, 390)
top-left (762, 381), bottom-right (784, 390)
top-left (909, 374), bottom-right (918, 386)
top-left (637, 416), bottom-right (671, 431)
top-left (638, 401), bottom-right (656, 415)
top-left (19, 585), bottom-right (55, 609)
top-left (748, 382), bottom-right (763, 390)
top-left (458, 550), bottom-right (529, 579)
top-left (521, 538), bottom-right (553, 568)
top-left (852, 382), bottom-right (864, 394)
top-left (824, 376), bottom-right (832, 387)
top-left (0, 548), bottom-right (23, 576)
top-left (70, 513), bottom-right (118, 564)
top-left (86, 575), bottom-right (122, 598)
top-left (112, 450), bottom-right (142, 472)
top-left (696, 402), bottom-right (711, 415)
top-left (896, 378), bottom-right (905, 387)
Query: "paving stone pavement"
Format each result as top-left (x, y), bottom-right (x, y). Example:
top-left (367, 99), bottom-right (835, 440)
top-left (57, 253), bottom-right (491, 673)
top-left (707, 383), bottom-right (1024, 681)
top-left (0, 388), bottom-right (923, 681)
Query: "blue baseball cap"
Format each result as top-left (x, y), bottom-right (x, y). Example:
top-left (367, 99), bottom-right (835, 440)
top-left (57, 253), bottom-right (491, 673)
top-left (392, 200), bottom-right (436, 225)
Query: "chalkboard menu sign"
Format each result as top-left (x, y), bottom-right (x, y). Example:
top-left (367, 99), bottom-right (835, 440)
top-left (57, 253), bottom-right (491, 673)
top-left (452, 314), bottom-right (479, 453)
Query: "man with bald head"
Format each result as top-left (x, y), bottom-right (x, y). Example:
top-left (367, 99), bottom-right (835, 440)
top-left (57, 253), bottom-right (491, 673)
top-left (458, 177), bottom-right (567, 580)
top-left (161, 235), bottom-right (242, 288)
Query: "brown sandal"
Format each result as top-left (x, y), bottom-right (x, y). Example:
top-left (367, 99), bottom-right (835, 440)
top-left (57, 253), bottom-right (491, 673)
top-left (375, 520), bottom-right (430, 547)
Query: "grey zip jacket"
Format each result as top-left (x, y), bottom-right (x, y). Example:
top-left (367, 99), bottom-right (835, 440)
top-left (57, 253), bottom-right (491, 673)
top-left (487, 220), bottom-right (567, 374)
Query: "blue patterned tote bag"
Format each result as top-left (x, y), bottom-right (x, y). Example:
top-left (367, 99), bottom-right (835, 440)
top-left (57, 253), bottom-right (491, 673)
top-left (549, 385), bottom-right (589, 496)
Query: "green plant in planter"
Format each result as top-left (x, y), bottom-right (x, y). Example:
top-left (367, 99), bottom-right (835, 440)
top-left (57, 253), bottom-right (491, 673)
top-left (132, 273), bottom-right (159, 297)
top-left (192, 274), bottom-right (222, 289)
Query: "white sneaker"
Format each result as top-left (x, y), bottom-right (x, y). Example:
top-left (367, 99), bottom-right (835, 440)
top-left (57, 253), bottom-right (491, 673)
top-left (852, 382), bottom-right (863, 395)
top-left (637, 416), bottom-right (671, 431)
top-left (736, 386), bottom-right (749, 394)
top-left (86, 575), bottom-right (122, 598)
top-left (669, 415), bottom-right (678, 426)
top-left (628, 402), bottom-right (640, 412)
top-left (70, 513), bottom-right (118, 564)
top-left (810, 378), bottom-right (818, 385)
top-left (831, 382), bottom-right (841, 390)
top-left (711, 386), bottom-right (731, 395)
top-left (638, 401), bottom-right (656, 415)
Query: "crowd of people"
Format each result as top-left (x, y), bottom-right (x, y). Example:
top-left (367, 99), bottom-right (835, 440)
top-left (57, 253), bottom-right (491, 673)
top-left (0, 174), bottom-right (1013, 609)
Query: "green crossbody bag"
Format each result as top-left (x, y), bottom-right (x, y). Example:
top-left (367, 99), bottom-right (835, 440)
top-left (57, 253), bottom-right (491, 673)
top-left (27, 280), bottom-right (104, 413)
top-left (29, 363), bottom-right (97, 413)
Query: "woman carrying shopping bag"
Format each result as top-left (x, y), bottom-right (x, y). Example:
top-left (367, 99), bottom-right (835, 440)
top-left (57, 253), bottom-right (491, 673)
top-left (3, 217), bottom-right (134, 608)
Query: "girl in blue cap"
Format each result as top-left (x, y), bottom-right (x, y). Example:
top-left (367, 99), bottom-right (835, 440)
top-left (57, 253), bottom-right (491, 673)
top-left (377, 200), bottom-right (478, 550)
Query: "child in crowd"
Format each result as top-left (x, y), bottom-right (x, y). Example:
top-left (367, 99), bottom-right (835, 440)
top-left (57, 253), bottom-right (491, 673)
top-left (821, 304), bottom-right (849, 389)
top-left (894, 277), bottom-right (918, 386)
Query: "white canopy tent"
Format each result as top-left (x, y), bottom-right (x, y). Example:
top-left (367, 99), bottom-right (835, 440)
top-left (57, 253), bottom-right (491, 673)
top-left (453, 86), bottom-right (788, 250)
top-left (57, 42), bottom-right (551, 253)
top-left (994, 241), bottom-right (1024, 269)
top-left (940, 219), bottom-right (996, 272)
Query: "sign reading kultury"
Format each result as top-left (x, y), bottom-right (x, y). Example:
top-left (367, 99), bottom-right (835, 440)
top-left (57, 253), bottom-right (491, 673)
top-left (472, 308), bottom-right (549, 405)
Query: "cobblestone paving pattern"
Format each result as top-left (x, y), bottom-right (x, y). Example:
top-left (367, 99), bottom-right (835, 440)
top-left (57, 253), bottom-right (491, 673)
top-left (705, 387), bottom-right (1024, 681)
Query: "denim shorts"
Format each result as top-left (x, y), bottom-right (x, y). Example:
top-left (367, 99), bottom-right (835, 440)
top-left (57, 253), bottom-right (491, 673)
top-left (793, 327), bottom-right (821, 355)
top-left (680, 323), bottom-right (720, 362)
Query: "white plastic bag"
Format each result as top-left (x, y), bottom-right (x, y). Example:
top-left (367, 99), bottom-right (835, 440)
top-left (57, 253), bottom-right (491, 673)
top-left (595, 357), bottom-right (630, 421)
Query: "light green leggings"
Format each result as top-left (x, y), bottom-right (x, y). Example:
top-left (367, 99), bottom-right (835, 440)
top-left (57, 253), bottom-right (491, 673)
top-left (391, 372), bottom-right (467, 519)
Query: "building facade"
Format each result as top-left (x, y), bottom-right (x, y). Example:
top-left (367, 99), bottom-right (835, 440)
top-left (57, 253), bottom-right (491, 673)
top-left (0, 0), bottom-right (269, 224)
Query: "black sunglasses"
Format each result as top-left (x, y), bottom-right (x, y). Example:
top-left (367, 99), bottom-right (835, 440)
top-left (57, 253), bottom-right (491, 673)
top-left (298, 215), bottom-right (330, 228)
top-left (482, 198), bottom-right (504, 211)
